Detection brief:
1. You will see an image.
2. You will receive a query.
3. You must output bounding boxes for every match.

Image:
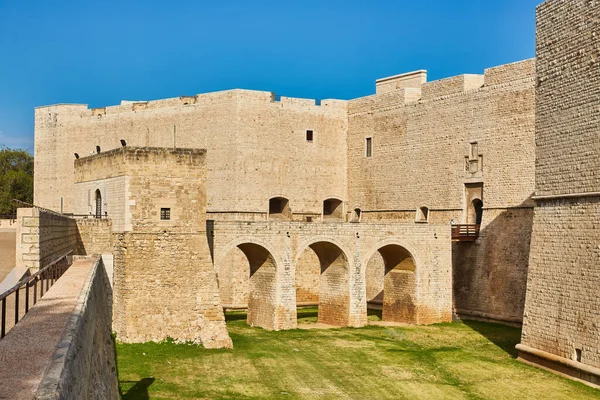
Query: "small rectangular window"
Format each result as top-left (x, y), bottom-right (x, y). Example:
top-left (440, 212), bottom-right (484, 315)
top-left (306, 216), bottom-right (312, 222)
top-left (306, 130), bottom-right (313, 142)
top-left (160, 208), bottom-right (171, 220)
top-left (366, 137), bottom-right (372, 157)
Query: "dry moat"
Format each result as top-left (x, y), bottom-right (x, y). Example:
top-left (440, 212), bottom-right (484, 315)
top-left (116, 309), bottom-right (599, 400)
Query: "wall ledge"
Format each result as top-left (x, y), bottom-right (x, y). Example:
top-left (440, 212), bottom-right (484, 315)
top-left (516, 343), bottom-right (600, 389)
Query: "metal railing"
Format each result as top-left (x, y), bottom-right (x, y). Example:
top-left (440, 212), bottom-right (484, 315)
top-left (0, 251), bottom-right (73, 339)
top-left (65, 213), bottom-right (109, 219)
top-left (451, 224), bottom-right (481, 241)
top-left (12, 199), bottom-right (64, 217)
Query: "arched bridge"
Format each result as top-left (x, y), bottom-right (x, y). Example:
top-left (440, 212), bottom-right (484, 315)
top-left (208, 221), bottom-right (452, 330)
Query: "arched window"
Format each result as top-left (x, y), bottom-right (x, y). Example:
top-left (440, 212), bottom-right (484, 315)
top-left (351, 208), bottom-right (362, 223)
top-left (416, 206), bottom-right (429, 223)
top-left (268, 197), bottom-right (291, 221)
top-left (323, 198), bottom-right (344, 221)
top-left (95, 189), bottom-right (102, 219)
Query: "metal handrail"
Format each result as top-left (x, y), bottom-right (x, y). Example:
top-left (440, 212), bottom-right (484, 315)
top-left (12, 199), bottom-right (65, 217)
top-left (0, 251), bottom-right (73, 339)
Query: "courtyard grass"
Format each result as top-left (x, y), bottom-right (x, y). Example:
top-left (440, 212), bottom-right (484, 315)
top-left (117, 308), bottom-right (600, 399)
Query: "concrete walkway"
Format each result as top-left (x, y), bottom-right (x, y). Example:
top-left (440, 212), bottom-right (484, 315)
top-left (0, 258), bottom-right (94, 400)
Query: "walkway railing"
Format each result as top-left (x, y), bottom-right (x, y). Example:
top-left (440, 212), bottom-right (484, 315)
top-left (0, 251), bottom-right (73, 339)
top-left (451, 224), bottom-right (480, 242)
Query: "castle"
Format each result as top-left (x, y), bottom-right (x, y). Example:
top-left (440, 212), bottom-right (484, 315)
top-left (25, 0), bottom-right (600, 388)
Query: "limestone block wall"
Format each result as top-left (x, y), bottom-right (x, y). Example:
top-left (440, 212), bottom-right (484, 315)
top-left (35, 90), bottom-right (348, 219)
top-left (347, 59), bottom-right (535, 217)
top-left (518, 0), bottom-right (600, 381)
top-left (73, 176), bottom-right (129, 230)
top-left (453, 208), bottom-right (533, 323)
top-left (534, 1), bottom-right (600, 197)
top-left (522, 199), bottom-right (600, 368)
top-left (76, 147), bottom-right (232, 348)
top-left (15, 208), bottom-right (77, 271)
top-left (347, 60), bottom-right (536, 323)
top-left (75, 218), bottom-right (113, 256)
top-left (36, 257), bottom-right (119, 400)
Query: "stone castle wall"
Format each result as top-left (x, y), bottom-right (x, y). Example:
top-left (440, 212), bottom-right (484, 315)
top-left (347, 60), bottom-right (536, 322)
top-left (35, 58), bottom-right (540, 327)
top-left (75, 218), bottom-right (113, 256)
top-left (347, 60), bottom-right (535, 214)
top-left (518, 0), bottom-right (600, 382)
top-left (15, 208), bottom-right (78, 271)
top-left (35, 91), bottom-right (348, 219)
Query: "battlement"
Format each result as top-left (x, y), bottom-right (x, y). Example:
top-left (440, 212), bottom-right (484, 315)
top-left (35, 88), bottom-right (347, 119)
top-left (348, 59), bottom-right (535, 115)
top-left (421, 74), bottom-right (485, 100)
top-left (375, 70), bottom-right (427, 94)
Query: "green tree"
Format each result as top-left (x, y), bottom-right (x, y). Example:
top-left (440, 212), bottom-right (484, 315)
top-left (0, 146), bottom-right (33, 215)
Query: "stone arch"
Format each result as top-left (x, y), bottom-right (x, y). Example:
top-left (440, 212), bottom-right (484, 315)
top-left (322, 197), bottom-right (344, 221)
top-left (215, 239), bottom-right (281, 330)
top-left (295, 239), bottom-right (352, 326)
top-left (363, 242), bottom-right (418, 324)
top-left (351, 207), bottom-right (362, 223)
top-left (268, 196), bottom-right (291, 221)
top-left (416, 206), bottom-right (429, 223)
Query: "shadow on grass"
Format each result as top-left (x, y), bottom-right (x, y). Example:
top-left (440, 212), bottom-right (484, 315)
top-left (224, 310), bottom-right (248, 322)
top-left (461, 319), bottom-right (522, 358)
top-left (367, 308), bottom-right (382, 320)
top-left (387, 346), bottom-right (461, 355)
top-left (121, 377), bottom-right (155, 400)
top-left (297, 307), bottom-right (319, 321)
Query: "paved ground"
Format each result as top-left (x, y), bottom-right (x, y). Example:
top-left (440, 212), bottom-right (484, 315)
top-left (0, 232), bottom-right (16, 283)
top-left (0, 259), bottom-right (94, 399)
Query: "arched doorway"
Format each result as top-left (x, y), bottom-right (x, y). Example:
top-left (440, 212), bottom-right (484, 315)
top-left (366, 244), bottom-right (417, 323)
top-left (471, 199), bottom-right (483, 225)
top-left (95, 189), bottom-right (102, 218)
top-left (218, 243), bottom-right (278, 329)
top-left (296, 241), bottom-right (351, 326)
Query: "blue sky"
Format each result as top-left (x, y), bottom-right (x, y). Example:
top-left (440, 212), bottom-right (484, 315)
top-left (0, 0), bottom-right (540, 152)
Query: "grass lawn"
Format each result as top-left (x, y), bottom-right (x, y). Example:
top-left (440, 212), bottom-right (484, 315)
top-left (116, 308), bottom-right (600, 399)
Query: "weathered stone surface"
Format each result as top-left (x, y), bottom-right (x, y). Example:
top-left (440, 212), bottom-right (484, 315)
top-left (517, 0), bottom-right (600, 385)
top-left (15, 208), bottom-right (78, 271)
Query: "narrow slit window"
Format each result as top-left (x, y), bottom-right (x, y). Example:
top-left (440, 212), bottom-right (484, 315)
top-left (160, 208), bottom-right (171, 220)
top-left (366, 137), bottom-right (372, 157)
top-left (306, 130), bottom-right (314, 142)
